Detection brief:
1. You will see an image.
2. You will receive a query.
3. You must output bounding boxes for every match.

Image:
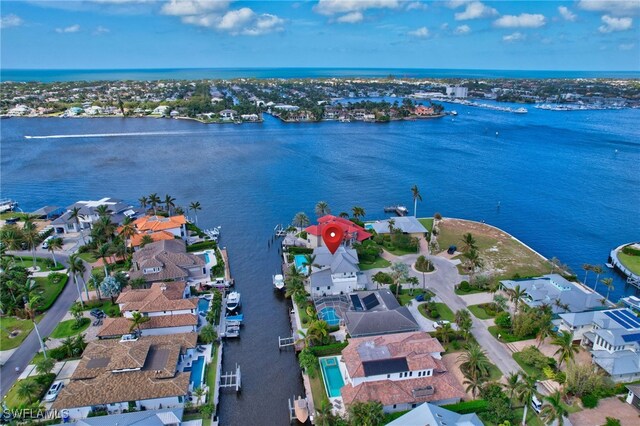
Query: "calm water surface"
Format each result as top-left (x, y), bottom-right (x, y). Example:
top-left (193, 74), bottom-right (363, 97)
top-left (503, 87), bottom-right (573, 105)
top-left (1, 106), bottom-right (639, 425)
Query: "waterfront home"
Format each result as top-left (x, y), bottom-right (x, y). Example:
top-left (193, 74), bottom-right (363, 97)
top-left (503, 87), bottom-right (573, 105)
top-left (7, 104), bottom-right (32, 116)
top-left (152, 105), bottom-right (170, 115)
top-left (125, 214), bottom-right (187, 249)
top-left (386, 402), bottom-right (483, 426)
top-left (240, 113), bottom-right (260, 121)
top-left (369, 216), bottom-right (428, 239)
top-left (51, 197), bottom-right (141, 234)
top-left (50, 408), bottom-right (184, 426)
top-left (273, 104), bottom-right (299, 111)
top-left (97, 314), bottom-right (198, 339)
top-left (558, 308), bottom-right (640, 383)
top-left (500, 274), bottom-right (603, 315)
top-left (339, 332), bottom-right (465, 412)
top-left (344, 289), bottom-right (420, 337)
top-left (219, 109), bottom-right (237, 120)
top-left (129, 240), bottom-right (207, 285)
top-left (51, 333), bottom-right (197, 419)
top-left (117, 281), bottom-right (194, 317)
top-left (413, 105), bottom-right (436, 116)
top-left (308, 246), bottom-right (368, 297)
top-left (30, 205), bottom-right (65, 220)
top-left (304, 215), bottom-right (372, 249)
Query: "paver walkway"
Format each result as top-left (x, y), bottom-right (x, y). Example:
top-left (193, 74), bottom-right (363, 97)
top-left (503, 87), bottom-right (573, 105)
top-left (569, 397), bottom-right (639, 426)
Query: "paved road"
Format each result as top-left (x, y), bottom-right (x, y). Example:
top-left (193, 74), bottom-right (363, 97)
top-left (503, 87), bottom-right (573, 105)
top-left (0, 249), bottom-right (92, 399)
top-left (366, 250), bottom-right (520, 377)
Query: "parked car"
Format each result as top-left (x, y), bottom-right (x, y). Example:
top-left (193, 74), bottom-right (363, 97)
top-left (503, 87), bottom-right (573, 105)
top-left (90, 309), bottom-right (106, 318)
top-left (44, 381), bottom-right (64, 402)
top-left (531, 395), bottom-right (543, 413)
top-left (433, 320), bottom-right (451, 329)
top-left (41, 235), bottom-right (55, 249)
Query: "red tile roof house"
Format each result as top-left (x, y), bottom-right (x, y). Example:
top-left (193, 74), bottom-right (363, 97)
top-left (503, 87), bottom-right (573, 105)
top-left (304, 215), bottom-right (372, 249)
top-left (122, 215), bottom-right (187, 250)
top-left (97, 282), bottom-right (198, 339)
top-left (339, 332), bottom-right (465, 413)
top-left (128, 239), bottom-right (207, 286)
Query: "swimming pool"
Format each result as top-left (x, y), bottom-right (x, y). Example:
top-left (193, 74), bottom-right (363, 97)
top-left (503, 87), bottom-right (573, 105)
top-left (203, 252), bottom-right (211, 263)
top-left (188, 356), bottom-right (206, 388)
top-left (319, 356), bottom-right (345, 398)
top-left (198, 298), bottom-right (210, 314)
top-left (294, 254), bottom-right (308, 275)
top-left (364, 223), bottom-right (374, 231)
top-left (319, 307), bottom-right (341, 326)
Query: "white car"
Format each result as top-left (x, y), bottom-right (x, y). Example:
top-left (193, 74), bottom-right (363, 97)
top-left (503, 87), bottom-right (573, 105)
top-left (433, 320), bottom-right (451, 329)
top-left (44, 381), bottom-right (64, 402)
top-left (531, 395), bottom-right (543, 413)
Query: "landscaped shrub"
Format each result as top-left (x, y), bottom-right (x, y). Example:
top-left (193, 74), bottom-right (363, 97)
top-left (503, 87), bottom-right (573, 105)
top-left (299, 231), bottom-right (308, 239)
top-left (308, 342), bottom-right (348, 357)
top-left (443, 400), bottom-right (488, 414)
top-left (581, 393), bottom-right (598, 408)
top-left (327, 325), bottom-right (340, 333)
top-left (430, 310), bottom-right (440, 318)
top-left (622, 246), bottom-right (640, 256)
top-left (354, 240), bottom-right (382, 263)
top-left (459, 281), bottom-right (471, 291)
top-left (519, 346), bottom-right (556, 371)
top-left (186, 240), bottom-right (217, 252)
top-left (373, 235), bottom-right (384, 245)
top-left (415, 255), bottom-right (434, 272)
top-left (495, 312), bottom-right (511, 328)
top-left (287, 247), bottom-right (314, 255)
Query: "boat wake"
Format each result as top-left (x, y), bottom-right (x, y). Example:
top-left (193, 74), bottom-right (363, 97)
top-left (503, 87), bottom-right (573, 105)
top-left (24, 131), bottom-right (199, 139)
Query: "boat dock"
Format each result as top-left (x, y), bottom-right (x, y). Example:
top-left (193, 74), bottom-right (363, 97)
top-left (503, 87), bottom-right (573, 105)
top-left (384, 205), bottom-right (408, 216)
top-left (609, 243), bottom-right (640, 290)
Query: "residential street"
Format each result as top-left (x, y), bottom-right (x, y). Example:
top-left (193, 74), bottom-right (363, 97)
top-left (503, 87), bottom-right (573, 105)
top-left (0, 249), bottom-right (92, 399)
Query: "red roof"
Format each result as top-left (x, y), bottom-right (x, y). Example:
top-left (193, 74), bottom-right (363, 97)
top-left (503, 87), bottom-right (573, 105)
top-left (305, 215), bottom-right (372, 242)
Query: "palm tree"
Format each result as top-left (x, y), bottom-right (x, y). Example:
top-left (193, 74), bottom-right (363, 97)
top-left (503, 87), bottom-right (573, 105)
top-left (551, 330), bottom-right (579, 368)
top-left (509, 284), bottom-right (526, 313)
top-left (493, 294), bottom-right (508, 312)
top-left (119, 216), bottom-right (135, 250)
top-left (292, 212), bottom-right (310, 229)
top-left (463, 375), bottom-right (483, 398)
top-left (0, 227), bottom-right (24, 259)
top-left (536, 320), bottom-right (555, 349)
top-left (21, 220), bottom-right (40, 269)
top-left (68, 253), bottom-right (87, 306)
top-left (435, 322), bottom-right (454, 346)
top-left (458, 342), bottom-right (491, 384)
top-left (16, 379), bottom-right (38, 404)
top-left (192, 387), bottom-right (206, 405)
top-left (387, 218), bottom-right (395, 233)
top-left (140, 234), bottom-right (154, 248)
top-left (301, 254), bottom-right (319, 278)
top-left (314, 201), bottom-right (331, 217)
top-left (46, 237), bottom-right (63, 267)
top-left (411, 184), bottom-right (422, 217)
top-left (35, 357), bottom-right (55, 375)
top-left (463, 248), bottom-right (483, 283)
top-left (516, 373), bottom-right (538, 425)
top-left (23, 294), bottom-right (48, 359)
top-left (601, 277), bottom-right (614, 304)
top-left (68, 206), bottom-right (86, 243)
top-left (540, 390), bottom-right (568, 426)
top-left (96, 243), bottom-right (112, 277)
top-left (460, 233), bottom-right (477, 253)
top-left (129, 311), bottom-right (151, 334)
top-left (307, 320), bottom-right (330, 345)
top-left (315, 400), bottom-right (338, 426)
top-left (348, 401), bottom-right (384, 426)
top-left (503, 372), bottom-right (520, 408)
top-left (455, 309), bottom-right (472, 341)
top-left (582, 263), bottom-right (592, 286)
top-left (92, 215), bottom-right (116, 243)
top-left (138, 196), bottom-right (148, 210)
top-left (591, 265), bottom-right (603, 290)
top-left (148, 193), bottom-right (161, 215)
top-left (549, 256), bottom-right (561, 274)
top-left (60, 336), bottom-right (76, 358)
top-left (338, 212), bottom-right (349, 219)
top-left (163, 194), bottom-right (176, 215)
top-left (189, 201), bottom-right (202, 225)
top-left (351, 206), bottom-right (365, 221)
top-left (95, 204), bottom-right (111, 217)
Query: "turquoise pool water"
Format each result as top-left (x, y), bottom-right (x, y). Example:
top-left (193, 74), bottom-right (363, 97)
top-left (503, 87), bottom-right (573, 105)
top-left (320, 357), bottom-right (345, 398)
top-left (188, 356), bottom-right (206, 388)
top-left (198, 298), bottom-right (210, 314)
top-left (319, 307), bottom-right (341, 326)
top-left (204, 252), bottom-right (211, 263)
top-left (364, 223), bottom-right (374, 230)
top-left (294, 254), bottom-right (308, 275)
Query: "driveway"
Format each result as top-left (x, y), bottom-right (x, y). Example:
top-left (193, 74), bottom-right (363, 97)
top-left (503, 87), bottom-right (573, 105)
top-left (0, 250), bottom-right (92, 399)
top-left (569, 397), bottom-right (640, 426)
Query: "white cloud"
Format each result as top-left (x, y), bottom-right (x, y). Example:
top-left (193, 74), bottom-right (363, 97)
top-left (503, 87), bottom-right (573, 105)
top-left (578, 1), bottom-right (640, 16)
top-left (0, 14), bottom-right (23, 29)
top-left (446, 0), bottom-right (472, 8)
top-left (406, 1), bottom-right (428, 11)
top-left (182, 7), bottom-right (284, 35)
top-left (93, 25), bottom-right (110, 35)
top-left (619, 42), bottom-right (636, 50)
top-left (494, 13), bottom-right (546, 28)
top-left (161, 0), bottom-right (233, 16)
top-left (455, 24), bottom-right (471, 34)
top-left (314, 0), bottom-right (400, 15)
top-left (56, 24), bottom-right (81, 33)
top-left (408, 26), bottom-right (429, 37)
top-left (336, 11), bottom-right (364, 23)
top-left (598, 14), bottom-right (633, 32)
top-left (558, 6), bottom-right (577, 22)
top-left (454, 2), bottom-right (498, 21)
top-left (503, 32), bottom-right (525, 42)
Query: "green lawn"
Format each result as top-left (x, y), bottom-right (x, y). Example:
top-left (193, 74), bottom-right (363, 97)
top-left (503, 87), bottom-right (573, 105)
top-left (418, 217), bottom-right (434, 232)
top-left (396, 289), bottom-right (431, 306)
top-left (488, 325), bottom-right (535, 343)
top-left (34, 273), bottom-right (68, 311)
top-left (454, 287), bottom-right (487, 296)
top-left (78, 252), bottom-right (98, 263)
top-left (309, 370), bottom-right (330, 411)
top-left (468, 304), bottom-right (501, 320)
top-left (359, 256), bottom-right (391, 270)
top-left (382, 245), bottom-right (419, 256)
top-left (8, 256), bottom-right (65, 272)
top-left (487, 361), bottom-right (503, 381)
top-left (4, 374), bottom-right (55, 409)
top-left (0, 212), bottom-right (30, 220)
top-left (418, 302), bottom-right (455, 322)
top-left (512, 352), bottom-right (545, 379)
top-left (0, 316), bottom-right (34, 350)
top-left (481, 406), bottom-right (544, 426)
top-left (206, 344), bottom-right (219, 406)
top-left (50, 317), bottom-right (90, 339)
top-left (618, 252), bottom-right (640, 276)
top-left (82, 300), bottom-right (121, 317)
top-left (296, 300), bottom-right (314, 327)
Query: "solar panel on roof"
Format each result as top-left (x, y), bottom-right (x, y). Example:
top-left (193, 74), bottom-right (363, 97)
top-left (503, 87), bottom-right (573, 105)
top-left (350, 294), bottom-right (363, 311)
top-left (622, 333), bottom-right (640, 343)
top-left (617, 310), bottom-right (640, 328)
top-left (362, 358), bottom-right (409, 376)
top-left (605, 311), bottom-right (635, 330)
top-left (362, 293), bottom-right (380, 311)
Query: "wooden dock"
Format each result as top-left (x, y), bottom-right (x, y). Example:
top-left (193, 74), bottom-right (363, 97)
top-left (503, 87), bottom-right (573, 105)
top-left (384, 205), bottom-right (408, 216)
top-left (220, 248), bottom-right (232, 281)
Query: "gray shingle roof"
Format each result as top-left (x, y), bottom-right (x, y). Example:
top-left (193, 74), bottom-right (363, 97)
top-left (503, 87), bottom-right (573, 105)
top-left (345, 290), bottom-right (419, 337)
top-left (370, 216), bottom-right (427, 235)
top-left (386, 402), bottom-right (483, 426)
top-left (50, 408), bottom-right (183, 426)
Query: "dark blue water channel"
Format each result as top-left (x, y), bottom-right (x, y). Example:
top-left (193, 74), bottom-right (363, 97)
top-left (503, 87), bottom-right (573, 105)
top-left (1, 105), bottom-right (639, 424)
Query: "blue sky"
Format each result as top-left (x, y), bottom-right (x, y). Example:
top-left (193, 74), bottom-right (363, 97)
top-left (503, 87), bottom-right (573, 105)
top-left (1, 0), bottom-right (639, 70)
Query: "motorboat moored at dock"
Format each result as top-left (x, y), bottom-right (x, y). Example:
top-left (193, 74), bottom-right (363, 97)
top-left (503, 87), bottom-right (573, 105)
top-left (273, 274), bottom-right (285, 290)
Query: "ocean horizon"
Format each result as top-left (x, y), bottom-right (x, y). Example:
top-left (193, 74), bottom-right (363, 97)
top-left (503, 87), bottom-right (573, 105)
top-left (2, 67), bottom-right (639, 83)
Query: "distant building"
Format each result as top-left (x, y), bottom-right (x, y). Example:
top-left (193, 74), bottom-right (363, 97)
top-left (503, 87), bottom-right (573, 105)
top-left (414, 105), bottom-right (435, 116)
top-left (152, 105), bottom-right (170, 115)
top-left (219, 109), bottom-right (237, 120)
top-left (51, 197), bottom-right (141, 234)
top-left (446, 86), bottom-right (468, 98)
top-left (369, 216), bottom-right (428, 239)
top-left (386, 402), bottom-right (483, 426)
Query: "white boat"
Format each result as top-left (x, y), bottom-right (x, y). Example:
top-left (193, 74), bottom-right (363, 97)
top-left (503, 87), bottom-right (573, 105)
top-left (273, 274), bottom-right (285, 290)
top-left (450, 110), bottom-right (458, 116)
top-left (0, 199), bottom-right (17, 213)
top-left (514, 107), bottom-right (528, 114)
top-left (226, 292), bottom-right (241, 312)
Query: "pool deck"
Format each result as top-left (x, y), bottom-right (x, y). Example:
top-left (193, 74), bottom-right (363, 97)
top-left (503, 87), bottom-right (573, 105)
top-left (319, 356), bottom-right (347, 416)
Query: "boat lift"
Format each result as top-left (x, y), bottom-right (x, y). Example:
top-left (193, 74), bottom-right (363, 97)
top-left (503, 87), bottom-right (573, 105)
top-left (278, 335), bottom-right (296, 350)
top-left (274, 224), bottom-right (287, 237)
top-left (219, 363), bottom-right (241, 393)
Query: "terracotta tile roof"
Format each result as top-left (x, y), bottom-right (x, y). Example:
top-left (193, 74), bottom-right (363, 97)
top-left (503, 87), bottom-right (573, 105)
top-left (52, 333), bottom-right (196, 410)
top-left (97, 314), bottom-right (198, 338)
top-left (133, 215), bottom-right (186, 232)
top-left (340, 373), bottom-right (465, 407)
top-left (118, 282), bottom-right (187, 303)
top-left (305, 214), bottom-right (372, 242)
top-left (129, 230), bottom-right (175, 247)
top-left (117, 282), bottom-right (197, 314)
top-left (129, 239), bottom-right (205, 282)
top-left (342, 332), bottom-right (445, 379)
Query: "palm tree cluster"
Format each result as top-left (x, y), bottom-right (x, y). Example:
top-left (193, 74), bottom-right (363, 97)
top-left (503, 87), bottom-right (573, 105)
top-left (140, 192), bottom-right (188, 217)
top-left (457, 342), bottom-right (492, 397)
top-left (460, 233), bottom-right (483, 283)
top-left (0, 257), bottom-right (40, 315)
